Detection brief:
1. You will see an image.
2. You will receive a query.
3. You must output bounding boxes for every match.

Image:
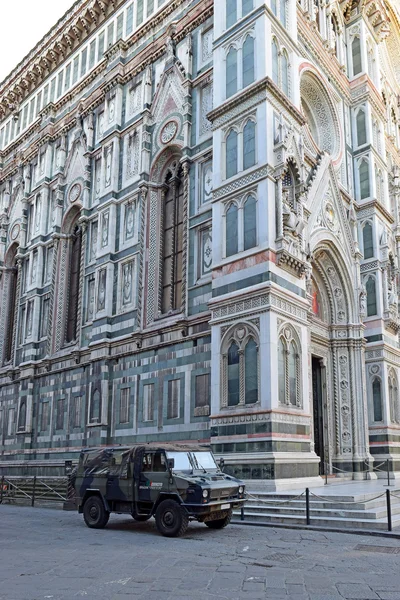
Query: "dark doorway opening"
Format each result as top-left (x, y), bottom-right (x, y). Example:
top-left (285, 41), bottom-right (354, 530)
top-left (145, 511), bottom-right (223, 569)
top-left (312, 356), bottom-right (325, 475)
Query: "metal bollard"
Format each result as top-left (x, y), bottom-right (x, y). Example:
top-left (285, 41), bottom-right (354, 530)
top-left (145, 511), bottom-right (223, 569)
top-left (31, 476), bottom-right (37, 507)
top-left (241, 506), bottom-right (245, 521)
top-left (386, 459), bottom-right (393, 487)
top-left (325, 463), bottom-right (328, 486)
top-left (306, 488), bottom-right (310, 525)
top-left (386, 489), bottom-right (392, 532)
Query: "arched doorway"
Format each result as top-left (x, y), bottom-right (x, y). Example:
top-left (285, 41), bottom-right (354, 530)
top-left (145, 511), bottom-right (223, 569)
top-left (309, 244), bottom-right (369, 477)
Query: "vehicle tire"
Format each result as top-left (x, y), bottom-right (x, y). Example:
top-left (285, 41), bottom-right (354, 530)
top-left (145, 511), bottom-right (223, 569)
top-left (155, 499), bottom-right (189, 537)
top-left (132, 515), bottom-right (151, 522)
top-left (205, 509), bottom-right (232, 529)
top-left (83, 495), bottom-right (109, 529)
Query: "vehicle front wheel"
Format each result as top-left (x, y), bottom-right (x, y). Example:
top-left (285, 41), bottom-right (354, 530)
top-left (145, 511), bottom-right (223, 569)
top-left (83, 495), bottom-right (110, 529)
top-left (155, 499), bottom-right (189, 537)
top-left (205, 509), bottom-right (232, 529)
top-left (132, 515), bottom-right (151, 522)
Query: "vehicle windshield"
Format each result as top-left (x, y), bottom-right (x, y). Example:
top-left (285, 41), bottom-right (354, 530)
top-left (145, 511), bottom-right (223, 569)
top-left (165, 451), bottom-right (218, 472)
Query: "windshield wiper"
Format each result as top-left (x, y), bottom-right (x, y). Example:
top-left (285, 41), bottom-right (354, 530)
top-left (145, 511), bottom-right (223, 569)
top-left (191, 454), bottom-right (206, 473)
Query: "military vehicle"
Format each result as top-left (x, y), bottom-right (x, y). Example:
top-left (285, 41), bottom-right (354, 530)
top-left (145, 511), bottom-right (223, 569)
top-left (74, 443), bottom-right (247, 537)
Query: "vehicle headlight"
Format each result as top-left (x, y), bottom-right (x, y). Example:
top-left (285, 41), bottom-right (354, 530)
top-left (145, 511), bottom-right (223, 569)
top-left (238, 486), bottom-right (244, 494)
top-left (202, 489), bottom-right (209, 498)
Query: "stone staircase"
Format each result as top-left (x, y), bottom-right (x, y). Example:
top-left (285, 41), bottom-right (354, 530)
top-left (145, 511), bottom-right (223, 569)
top-left (234, 488), bottom-right (400, 530)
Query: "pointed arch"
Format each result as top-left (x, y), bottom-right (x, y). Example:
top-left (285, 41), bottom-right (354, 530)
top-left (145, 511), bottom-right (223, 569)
top-left (2, 242), bottom-right (19, 364)
top-left (277, 324), bottom-right (302, 408)
top-left (372, 376), bottom-right (383, 422)
top-left (242, 34), bottom-right (255, 88)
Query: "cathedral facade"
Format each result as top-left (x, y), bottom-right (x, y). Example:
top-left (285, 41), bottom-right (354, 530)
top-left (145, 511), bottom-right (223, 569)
top-left (0, 0), bottom-right (400, 483)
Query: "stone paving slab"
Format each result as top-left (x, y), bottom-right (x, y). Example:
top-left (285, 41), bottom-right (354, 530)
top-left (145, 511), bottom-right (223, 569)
top-left (1, 505), bottom-right (400, 600)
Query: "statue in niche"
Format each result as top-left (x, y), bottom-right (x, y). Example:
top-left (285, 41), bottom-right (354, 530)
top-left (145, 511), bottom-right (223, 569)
top-left (122, 262), bottom-right (132, 305)
top-left (166, 35), bottom-right (176, 59)
top-left (108, 96), bottom-right (115, 124)
top-left (97, 270), bottom-right (106, 311)
top-left (35, 197), bottom-right (41, 232)
top-left (105, 146), bottom-right (112, 187)
top-left (101, 212), bottom-right (109, 247)
top-left (359, 283), bottom-right (367, 318)
top-left (125, 204), bottom-right (135, 240)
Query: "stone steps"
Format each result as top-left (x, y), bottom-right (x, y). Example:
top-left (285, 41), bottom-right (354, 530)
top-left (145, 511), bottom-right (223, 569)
top-left (234, 488), bottom-right (400, 530)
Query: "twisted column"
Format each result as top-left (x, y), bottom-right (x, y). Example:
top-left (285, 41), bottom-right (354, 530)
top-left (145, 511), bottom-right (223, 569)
top-left (46, 238), bottom-right (59, 357)
top-left (181, 160), bottom-right (190, 315)
top-left (10, 259), bottom-right (22, 364)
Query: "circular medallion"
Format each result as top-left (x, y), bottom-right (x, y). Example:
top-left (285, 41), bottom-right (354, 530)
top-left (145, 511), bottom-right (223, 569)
top-left (160, 121), bottom-right (178, 144)
top-left (69, 183), bottom-right (82, 203)
top-left (10, 223), bottom-right (20, 241)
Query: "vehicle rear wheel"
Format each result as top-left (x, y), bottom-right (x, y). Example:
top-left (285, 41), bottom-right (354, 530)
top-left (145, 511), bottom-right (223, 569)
top-left (132, 515), bottom-right (151, 522)
top-left (155, 499), bottom-right (189, 537)
top-left (205, 509), bottom-right (232, 529)
top-left (83, 495), bottom-right (109, 529)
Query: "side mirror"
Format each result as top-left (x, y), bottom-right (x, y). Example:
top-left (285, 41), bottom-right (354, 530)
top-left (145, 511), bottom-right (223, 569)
top-left (167, 458), bottom-right (175, 471)
top-left (219, 458), bottom-right (225, 471)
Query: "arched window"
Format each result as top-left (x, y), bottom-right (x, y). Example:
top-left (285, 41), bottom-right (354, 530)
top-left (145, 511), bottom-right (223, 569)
top-left (226, 129), bottom-right (238, 178)
top-left (90, 389), bottom-right (101, 423)
top-left (244, 338), bottom-right (258, 404)
top-left (281, 51), bottom-right (289, 96)
top-left (161, 169), bottom-right (184, 314)
top-left (243, 120), bottom-right (256, 170)
top-left (372, 378), bottom-right (382, 422)
top-left (356, 109), bottom-right (367, 146)
top-left (278, 329), bottom-right (301, 407)
top-left (362, 222), bottom-right (374, 259)
top-left (226, 47), bottom-right (238, 98)
top-left (227, 342), bottom-right (240, 406)
top-left (272, 39), bottom-right (279, 85)
top-left (65, 224), bottom-right (82, 344)
top-left (226, 203), bottom-right (239, 256)
top-left (222, 324), bottom-right (259, 407)
top-left (3, 244), bottom-right (18, 364)
top-left (18, 400), bottom-right (26, 432)
top-left (359, 160), bottom-right (370, 200)
top-left (352, 37), bottom-right (362, 76)
top-left (242, 35), bottom-right (255, 88)
top-left (226, 0), bottom-right (237, 28)
top-left (278, 338), bottom-right (286, 404)
top-left (366, 276), bottom-right (377, 316)
top-left (244, 195), bottom-right (257, 250)
top-left (271, 0), bottom-right (277, 16)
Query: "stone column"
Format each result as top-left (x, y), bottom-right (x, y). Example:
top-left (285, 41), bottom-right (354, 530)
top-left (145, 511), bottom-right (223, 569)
top-left (76, 218), bottom-right (88, 344)
top-left (46, 237), bottom-right (59, 357)
top-left (181, 159), bottom-right (190, 316)
top-left (276, 176), bottom-right (283, 240)
top-left (136, 185), bottom-right (147, 330)
top-left (11, 258), bottom-right (23, 365)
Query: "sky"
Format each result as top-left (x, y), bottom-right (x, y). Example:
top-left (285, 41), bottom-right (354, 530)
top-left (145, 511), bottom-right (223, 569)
top-left (0, 0), bottom-right (76, 83)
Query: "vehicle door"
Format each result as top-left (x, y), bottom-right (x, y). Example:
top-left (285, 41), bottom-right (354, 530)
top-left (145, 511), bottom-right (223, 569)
top-left (106, 452), bottom-right (129, 502)
top-left (136, 451), bottom-right (168, 513)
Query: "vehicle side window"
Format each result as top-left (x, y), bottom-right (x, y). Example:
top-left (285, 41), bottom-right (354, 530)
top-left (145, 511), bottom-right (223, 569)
top-left (142, 451), bottom-right (167, 472)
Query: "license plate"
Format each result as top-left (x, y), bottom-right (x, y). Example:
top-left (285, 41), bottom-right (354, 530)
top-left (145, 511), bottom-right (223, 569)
top-left (221, 503), bottom-right (230, 510)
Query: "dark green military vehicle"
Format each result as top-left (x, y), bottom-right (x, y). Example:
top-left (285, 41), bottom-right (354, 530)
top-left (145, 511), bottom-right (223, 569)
top-left (74, 443), bottom-right (246, 537)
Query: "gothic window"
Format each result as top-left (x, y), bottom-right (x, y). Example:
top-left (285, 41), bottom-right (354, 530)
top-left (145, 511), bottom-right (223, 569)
top-left (3, 244), bottom-right (18, 364)
top-left (242, 0), bottom-right (253, 15)
top-left (356, 109), bottom-right (367, 146)
top-left (243, 120), bottom-right (256, 170)
top-left (65, 223), bottom-right (82, 344)
top-left (167, 379), bottom-right (180, 419)
top-left (372, 377), bottom-right (383, 422)
top-left (226, 203), bottom-right (239, 257)
top-left (7, 408), bottom-right (15, 436)
top-left (143, 384), bottom-right (154, 422)
top-left (90, 389), bottom-right (101, 424)
top-left (244, 338), bottom-right (258, 404)
top-left (281, 50), bottom-right (289, 96)
top-left (119, 388), bottom-right (130, 424)
top-left (271, 0), bottom-right (287, 26)
top-left (352, 37), bottom-right (362, 76)
top-left (272, 39), bottom-right (279, 85)
top-left (195, 373), bottom-right (211, 413)
top-left (366, 276), bottom-right (377, 316)
top-left (362, 222), bottom-right (374, 259)
top-left (56, 398), bottom-right (65, 430)
top-left (278, 327), bottom-right (301, 407)
top-left (242, 35), bottom-right (255, 88)
top-left (222, 324), bottom-right (259, 407)
top-left (161, 169), bottom-right (184, 314)
top-left (226, 129), bottom-right (238, 178)
top-left (243, 195), bottom-right (257, 250)
top-left (226, 0), bottom-right (237, 28)
top-left (41, 401), bottom-right (50, 431)
top-left (18, 400), bottom-right (26, 432)
top-left (388, 370), bottom-right (400, 424)
top-left (226, 47), bottom-right (238, 98)
top-left (228, 342), bottom-right (240, 406)
top-left (359, 159), bottom-right (370, 200)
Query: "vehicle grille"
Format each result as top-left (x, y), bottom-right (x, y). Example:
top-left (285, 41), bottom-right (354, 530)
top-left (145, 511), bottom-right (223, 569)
top-left (210, 487), bottom-right (237, 500)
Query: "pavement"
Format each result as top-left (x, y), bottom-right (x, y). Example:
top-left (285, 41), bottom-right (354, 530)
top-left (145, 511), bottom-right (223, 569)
top-left (1, 504), bottom-right (400, 600)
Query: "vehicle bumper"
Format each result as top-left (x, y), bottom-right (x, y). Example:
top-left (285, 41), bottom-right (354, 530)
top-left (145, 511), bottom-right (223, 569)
top-left (181, 497), bottom-right (246, 517)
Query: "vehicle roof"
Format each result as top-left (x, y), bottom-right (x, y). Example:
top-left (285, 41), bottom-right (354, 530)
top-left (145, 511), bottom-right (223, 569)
top-left (80, 442), bottom-right (211, 454)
